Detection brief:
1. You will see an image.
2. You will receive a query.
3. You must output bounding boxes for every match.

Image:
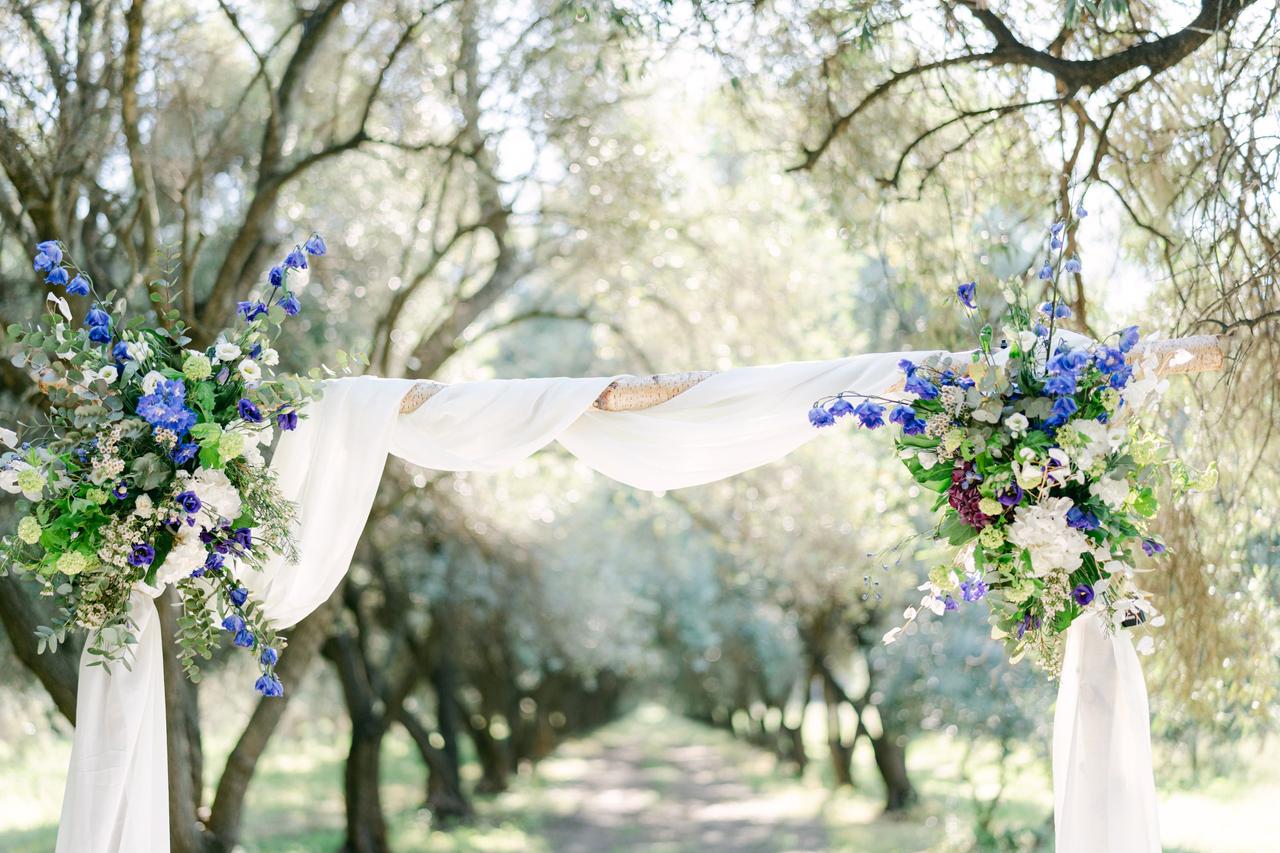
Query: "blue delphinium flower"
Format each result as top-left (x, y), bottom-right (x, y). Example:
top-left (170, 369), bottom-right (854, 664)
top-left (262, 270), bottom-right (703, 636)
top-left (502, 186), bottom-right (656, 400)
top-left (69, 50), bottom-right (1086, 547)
top-left (304, 233), bottom-right (327, 256)
top-left (1050, 235), bottom-right (1062, 250)
top-left (960, 575), bottom-right (989, 602)
top-left (1064, 256), bottom-right (1082, 274)
top-left (904, 372), bottom-right (939, 400)
top-left (1094, 346), bottom-right (1125, 374)
top-left (1050, 220), bottom-right (1065, 236)
top-left (279, 293), bottom-right (301, 316)
top-left (1046, 396), bottom-right (1078, 426)
top-left (1037, 263), bottom-right (1053, 281)
top-left (853, 401), bottom-right (885, 429)
top-left (888, 404), bottom-right (915, 426)
top-left (221, 614), bottom-right (245, 633)
top-left (284, 247), bottom-right (308, 269)
top-left (808, 405), bottom-right (836, 428)
top-left (128, 543), bottom-right (155, 567)
top-left (205, 552), bottom-right (225, 572)
top-left (901, 416), bottom-right (928, 436)
top-left (956, 281), bottom-right (976, 309)
top-left (1043, 373), bottom-right (1077, 396)
top-left (268, 265), bottom-right (284, 287)
top-left (1040, 301), bottom-right (1072, 319)
top-left (1118, 325), bottom-right (1140, 352)
top-left (1076, 203), bottom-right (1088, 218)
top-left (1141, 539), bottom-right (1166, 556)
top-left (171, 441), bottom-right (199, 464)
top-left (176, 491), bottom-right (202, 516)
top-left (828, 398), bottom-right (855, 419)
top-left (897, 358), bottom-right (917, 377)
top-left (1072, 583), bottom-right (1095, 606)
top-left (276, 410), bottom-right (299, 431)
top-left (45, 266), bottom-right (69, 286)
top-left (35, 240), bottom-right (62, 264)
top-left (66, 274), bottom-right (91, 296)
top-left (260, 647), bottom-right (279, 666)
top-left (112, 341), bottom-right (132, 363)
top-left (238, 300), bottom-right (267, 321)
top-left (230, 586), bottom-right (249, 607)
top-left (943, 595), bottom-right (958, 612)
top-left (33, 253), bottom-right (54, 272)
top-left (255, 674), bottom-right (285, 697)
top-left (1047, 346), bottom-right (1089, 375)
top-left (137, 379), bottom-right (197, 435)
top-left (1033, 322), bottom-right (1049, 337)
top-left (1065, 506), bottom-right (1100, 531)
top-left (232, 527), bottom-right (253, 550)
top-left (233, 627), bottom-right (255, 648)
top-left (237, 398), bottom-right (263, 422)
top-left (83, 303), bottom-right (110, 338)
top-left (1108, 364), bottom-right (1135, 389)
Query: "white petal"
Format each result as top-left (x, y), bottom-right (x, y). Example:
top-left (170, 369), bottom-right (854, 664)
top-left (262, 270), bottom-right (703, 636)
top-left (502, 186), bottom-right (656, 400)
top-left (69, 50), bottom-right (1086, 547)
top-left (46, 292), bottom-right (72, 322)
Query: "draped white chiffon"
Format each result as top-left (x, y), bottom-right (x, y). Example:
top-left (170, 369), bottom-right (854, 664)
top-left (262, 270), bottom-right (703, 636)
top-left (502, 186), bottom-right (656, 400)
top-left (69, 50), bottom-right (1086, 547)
top-left (55, 351), bottom-right (1161, 852)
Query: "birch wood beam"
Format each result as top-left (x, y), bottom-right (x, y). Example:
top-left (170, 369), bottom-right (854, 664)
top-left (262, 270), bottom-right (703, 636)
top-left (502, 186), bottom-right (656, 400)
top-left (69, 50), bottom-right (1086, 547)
top-left (397, 333), bottom-right (1231, 415)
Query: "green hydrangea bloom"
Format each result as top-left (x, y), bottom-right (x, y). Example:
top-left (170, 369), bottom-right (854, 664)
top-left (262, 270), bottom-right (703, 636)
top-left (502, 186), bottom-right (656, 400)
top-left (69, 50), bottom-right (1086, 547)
top-left (16, 467), bottom-right (45, 496)
top-left (56, 551), bottom-right (93, 576)
top-left (86, 487), bottom-right (108, 505)
top-left (183, 352), bottom-right (213, 381)
top-left (17, 516), bottom-right (41, 545)
top-left (978, 526), bottom-right (1005, 548)
top-left (219, 431), bottom-right (245, 460)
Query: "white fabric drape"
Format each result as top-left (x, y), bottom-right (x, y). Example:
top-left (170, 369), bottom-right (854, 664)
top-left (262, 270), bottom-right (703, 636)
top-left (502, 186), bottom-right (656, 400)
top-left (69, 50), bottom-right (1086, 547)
top-left (1054, 612), bottom-right (1161, 852)
top-left (55, 351), bottom-right (1160, 852)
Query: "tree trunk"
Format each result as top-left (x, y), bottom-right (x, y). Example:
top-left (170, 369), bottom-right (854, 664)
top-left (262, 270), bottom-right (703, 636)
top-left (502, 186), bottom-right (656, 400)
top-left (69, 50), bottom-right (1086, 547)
top-left (0, 575), bottom-right (81, 722)
top-left (871, 730), bottom-right (916, 812)
top-left (467, 718), bottom-right (510, 794)
top-left (326, 631), bottom-right (391, 853)
top-left (342, 716), bottom-right (389, 853)
top-left (398, 709), bottom-right (472, 821)
top-left (157, 587), bottom-right (207, 853)
top-left (203, 592), bottom-right (342, 851)
top-left (820, 670), bottom-right (854, 788)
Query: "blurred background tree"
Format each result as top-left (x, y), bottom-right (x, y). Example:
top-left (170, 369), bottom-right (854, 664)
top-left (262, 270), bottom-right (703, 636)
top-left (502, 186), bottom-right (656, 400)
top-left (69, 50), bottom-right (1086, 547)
top-left (1, 1), bottom-right (1276, 851)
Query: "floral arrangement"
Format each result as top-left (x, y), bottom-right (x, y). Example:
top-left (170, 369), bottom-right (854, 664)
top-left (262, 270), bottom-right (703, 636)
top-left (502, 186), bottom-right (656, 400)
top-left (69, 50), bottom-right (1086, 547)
top-left (809, 206), bottom-right (1210, 673)
top-left (1, 234), bottom-right (331, 695)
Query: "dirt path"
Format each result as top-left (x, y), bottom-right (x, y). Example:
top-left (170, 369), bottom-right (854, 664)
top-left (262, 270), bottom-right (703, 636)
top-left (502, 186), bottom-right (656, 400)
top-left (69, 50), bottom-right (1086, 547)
top-left (528, 707), bottom-right (830, 853)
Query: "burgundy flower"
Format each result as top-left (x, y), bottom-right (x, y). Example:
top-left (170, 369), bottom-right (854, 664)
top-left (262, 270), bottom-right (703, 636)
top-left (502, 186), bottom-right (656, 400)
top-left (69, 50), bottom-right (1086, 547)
top-left (948, 462), bottom-right (993, 529)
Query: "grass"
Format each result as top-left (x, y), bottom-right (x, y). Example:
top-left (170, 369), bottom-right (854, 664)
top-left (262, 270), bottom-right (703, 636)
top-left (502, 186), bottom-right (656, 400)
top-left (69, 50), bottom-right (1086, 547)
top-left (1, 701), bottom-right (1277, 851)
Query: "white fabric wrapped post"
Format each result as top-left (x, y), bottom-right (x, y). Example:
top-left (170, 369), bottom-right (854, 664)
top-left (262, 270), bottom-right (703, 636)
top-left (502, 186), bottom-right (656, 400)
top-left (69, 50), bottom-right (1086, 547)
top-left (54, 351), bottom-right (1164, 852)
top-left (1054, 613), bottom-right (1160, 852)
top-left (56, 583), bottom-right (168, 853)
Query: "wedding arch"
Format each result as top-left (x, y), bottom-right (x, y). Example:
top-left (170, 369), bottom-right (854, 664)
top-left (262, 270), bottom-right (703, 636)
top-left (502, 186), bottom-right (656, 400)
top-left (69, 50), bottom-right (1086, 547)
top-left (52, 331), bottom-right (1226, 853)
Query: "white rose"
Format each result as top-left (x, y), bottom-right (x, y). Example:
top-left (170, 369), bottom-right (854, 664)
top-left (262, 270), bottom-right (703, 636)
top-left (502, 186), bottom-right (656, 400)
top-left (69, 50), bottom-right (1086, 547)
top-left (98, 365), bottom-right (119, 384)
top-left (1004, 412), bottom-right (1029, 438)
top-left (260, 347), bottom-right (280, 367)
top-left (237, 358), bottom-right (262, 384)
top-left (214, 341), bottom-right (241, 363)
top-left (133, 494), bottom-right (154, 519)
top-left (141, 370), bottom-right (166, 395)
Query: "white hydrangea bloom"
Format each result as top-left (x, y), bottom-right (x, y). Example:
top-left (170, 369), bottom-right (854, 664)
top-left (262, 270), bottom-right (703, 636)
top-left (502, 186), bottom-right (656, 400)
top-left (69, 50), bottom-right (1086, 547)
top-left (1091, 476), bottom-right (1129, 509)
top-left (1006, 497), bottom-right (1090, 576)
